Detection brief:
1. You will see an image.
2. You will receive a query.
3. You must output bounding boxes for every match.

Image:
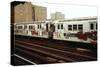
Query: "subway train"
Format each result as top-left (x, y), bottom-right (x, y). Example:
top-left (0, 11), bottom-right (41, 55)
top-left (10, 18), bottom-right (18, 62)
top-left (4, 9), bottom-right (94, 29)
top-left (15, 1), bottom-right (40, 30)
top-left (14, 17), bottom-right (97, 44)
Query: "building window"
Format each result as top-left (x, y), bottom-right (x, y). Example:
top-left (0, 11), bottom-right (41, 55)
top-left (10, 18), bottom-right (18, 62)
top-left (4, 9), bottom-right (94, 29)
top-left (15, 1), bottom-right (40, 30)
top-left (90, 23), bottom-right (94, 30)
top-left (68, 25), bottom-right (72, 31)
top-left (58, 24), bottom-right (60, 29)
top-left (61, 24), bottom-right (63, 29)
top-left (73, 25), bottom-right (77, 31)
top-left (78, 24), bottom-right (83, 31)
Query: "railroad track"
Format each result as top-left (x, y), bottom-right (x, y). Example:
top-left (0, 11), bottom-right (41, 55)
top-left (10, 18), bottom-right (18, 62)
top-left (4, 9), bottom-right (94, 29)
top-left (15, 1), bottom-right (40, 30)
top-left (15, 45), bottom-right (68, 64)
top-left (15, 37), bottom-right (97, 58)
top-left (15, 40), bottom-right (97, 64)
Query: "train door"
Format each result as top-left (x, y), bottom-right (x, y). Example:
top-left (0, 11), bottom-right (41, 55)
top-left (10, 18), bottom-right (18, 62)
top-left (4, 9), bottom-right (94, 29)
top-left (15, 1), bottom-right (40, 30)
top-left (46, 23), bottom-right (55, 39)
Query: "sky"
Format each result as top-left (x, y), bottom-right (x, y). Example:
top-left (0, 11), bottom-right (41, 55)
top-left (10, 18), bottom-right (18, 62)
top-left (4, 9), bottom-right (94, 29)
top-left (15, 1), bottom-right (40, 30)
top-left (32, 2), bottom-right (97, 19)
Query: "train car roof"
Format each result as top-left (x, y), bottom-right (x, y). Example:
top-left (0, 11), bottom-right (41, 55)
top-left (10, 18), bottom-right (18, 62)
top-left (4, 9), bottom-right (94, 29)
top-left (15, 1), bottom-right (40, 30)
top-left (52, 16), bottom-right (97, 23)
top-left (56, 16), bottom-right (97, 22)
top-left (14, 21), bottom-right (49, 25)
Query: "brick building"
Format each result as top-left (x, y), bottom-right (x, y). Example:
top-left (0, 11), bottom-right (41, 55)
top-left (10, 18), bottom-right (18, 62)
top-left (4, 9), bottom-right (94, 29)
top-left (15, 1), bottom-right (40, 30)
top-left (11, 1), bottom-right (47, 23)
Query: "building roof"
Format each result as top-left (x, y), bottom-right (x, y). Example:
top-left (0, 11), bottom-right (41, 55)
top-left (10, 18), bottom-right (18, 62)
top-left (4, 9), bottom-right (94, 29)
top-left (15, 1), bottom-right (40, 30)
top-left (11, 1), bottom-right (26, 7)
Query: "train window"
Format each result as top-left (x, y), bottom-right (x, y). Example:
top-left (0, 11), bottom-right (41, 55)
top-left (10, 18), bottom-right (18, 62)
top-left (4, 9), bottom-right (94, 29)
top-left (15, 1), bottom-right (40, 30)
top-left (29, 26), bottom-right (31, 29)
top-left (73, 25), bottom-right (77, 31)
top-left (29, 26), bottom-right (33, 29)
top-left (90, 23), bottom-right (94, 30)
top-left (78, 24), bottom-right (83, 31)
top-left (96, 23), bottom-right (97, 30)
top-left (15, 26), bottom-right (17, 29)
top-left (24, 25), bottom-right (27, 29)
top-left (38, 24), bottom-right (39, 29)
top-left (46, 23), bottom-right (48, 31)
top-left (18, 26), bottom-right (22, 29)
top-left (64, 33), bottom-right (66, 36)
top-left (58, 24), bottom-right (60, 29)
top-left (68, 25), bottom-right (72, 31)
top-left (37, 24), bottom-right (41, 29)
top-left (61, 24), bottom-right (63, 29)
top-left (40, 24), bottom-right (41, 29)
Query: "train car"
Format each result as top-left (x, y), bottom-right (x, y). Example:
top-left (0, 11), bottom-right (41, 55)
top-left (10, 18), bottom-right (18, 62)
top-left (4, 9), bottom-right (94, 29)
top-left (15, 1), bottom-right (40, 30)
top-left (14, 23), bottom-right (25, 35)
top-left (27, 21), bottom-right (48, 38)
top-left (14, 21), bottom-right (53, 38)
top-left (14, 17), bottom-right (97, 44)
top-left (52, 17), bottom-right (97, 44)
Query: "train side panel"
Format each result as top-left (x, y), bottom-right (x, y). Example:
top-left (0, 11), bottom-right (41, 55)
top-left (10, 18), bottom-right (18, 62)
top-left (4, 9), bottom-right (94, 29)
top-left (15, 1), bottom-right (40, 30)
top-left (53, 20), bottom-right (97, 43)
